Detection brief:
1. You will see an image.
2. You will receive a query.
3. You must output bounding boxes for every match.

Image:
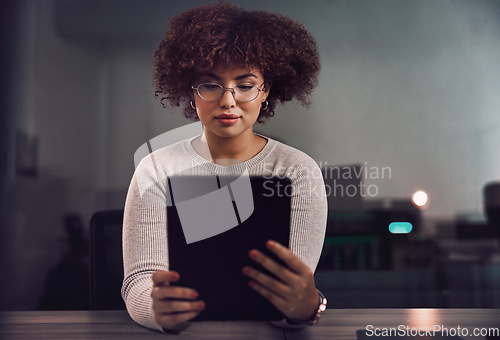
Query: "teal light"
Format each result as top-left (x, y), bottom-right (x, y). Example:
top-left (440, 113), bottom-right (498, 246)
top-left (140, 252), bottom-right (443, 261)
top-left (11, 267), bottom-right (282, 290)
top-left (389, 222), bottom-right (413, 234)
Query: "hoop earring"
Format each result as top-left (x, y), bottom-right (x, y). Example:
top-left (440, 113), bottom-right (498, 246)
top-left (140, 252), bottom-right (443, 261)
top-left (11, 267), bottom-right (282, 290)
top-left (261, 100), bottom-right (269, 111)
top-left (190, 101), bottom-right (196, 110)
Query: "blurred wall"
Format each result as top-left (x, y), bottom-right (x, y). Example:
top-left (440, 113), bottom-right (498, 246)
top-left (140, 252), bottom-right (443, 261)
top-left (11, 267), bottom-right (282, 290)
top-left (2, 0), bottom-right (500, 309)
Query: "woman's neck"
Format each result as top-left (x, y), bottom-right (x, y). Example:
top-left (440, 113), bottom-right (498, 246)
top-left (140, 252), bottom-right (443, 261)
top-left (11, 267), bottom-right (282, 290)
top-left (194, 129), bottom-right (266, 165)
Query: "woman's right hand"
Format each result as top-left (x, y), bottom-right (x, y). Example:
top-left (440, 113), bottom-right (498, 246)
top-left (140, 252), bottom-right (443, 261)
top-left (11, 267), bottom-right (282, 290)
top-left (151, 270), bottom-right (205, 332)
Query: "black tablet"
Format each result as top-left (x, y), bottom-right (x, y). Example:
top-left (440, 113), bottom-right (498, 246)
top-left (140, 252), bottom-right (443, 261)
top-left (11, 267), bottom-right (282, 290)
top-left (167, 176), bottom-right (291, 321)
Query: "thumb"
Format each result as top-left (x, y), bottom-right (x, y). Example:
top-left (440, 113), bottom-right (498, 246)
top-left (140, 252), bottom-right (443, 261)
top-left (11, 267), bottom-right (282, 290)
top-left (152, 270), bottom-right (179, 286)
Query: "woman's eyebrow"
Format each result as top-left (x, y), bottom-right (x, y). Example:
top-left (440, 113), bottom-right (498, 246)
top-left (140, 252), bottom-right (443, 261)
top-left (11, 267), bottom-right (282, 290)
top-left (200, 73), bottom-right (221, 81)
top-left (198, 73), bottom-right (258, 81)
top-left (197, 72), bottom-right (258, 81)
top-left (235, 73), bottom-right (257, 80)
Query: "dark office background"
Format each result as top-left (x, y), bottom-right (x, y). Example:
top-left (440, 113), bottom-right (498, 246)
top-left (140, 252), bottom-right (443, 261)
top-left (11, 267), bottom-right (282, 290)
top-left (1, 0), bottom-right (499, 311)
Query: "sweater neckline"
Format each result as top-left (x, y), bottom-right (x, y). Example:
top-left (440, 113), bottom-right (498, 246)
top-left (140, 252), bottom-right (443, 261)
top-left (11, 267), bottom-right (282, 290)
top-left (184, 134), bottom-right (276, 175)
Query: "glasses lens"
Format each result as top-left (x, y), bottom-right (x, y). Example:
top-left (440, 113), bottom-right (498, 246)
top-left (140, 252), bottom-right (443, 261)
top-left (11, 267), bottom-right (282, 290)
top-left (196, 83), bottom-right (261, 102)
top-left (234, 85), bottom-right (260, 102)
top-left (198, 83), bottom-right (223, 101)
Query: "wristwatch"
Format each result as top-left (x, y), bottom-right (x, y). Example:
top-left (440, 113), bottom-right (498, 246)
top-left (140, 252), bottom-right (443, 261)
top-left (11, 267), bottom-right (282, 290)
top-left (287, 289), bottom-right (327, 325)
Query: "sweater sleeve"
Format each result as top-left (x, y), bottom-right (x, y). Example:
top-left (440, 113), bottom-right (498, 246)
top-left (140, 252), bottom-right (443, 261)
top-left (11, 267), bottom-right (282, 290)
top-left (287, 154), bottom-right (328, 272)
top-left (121, 155), bottom-right (169, 332)
top-left (269, 151), bottom-right (328, 329)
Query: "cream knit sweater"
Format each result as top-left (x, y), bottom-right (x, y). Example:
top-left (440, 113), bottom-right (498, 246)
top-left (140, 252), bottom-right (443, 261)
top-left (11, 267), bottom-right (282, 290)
top-left (122, 135), bottom-right (327, 332)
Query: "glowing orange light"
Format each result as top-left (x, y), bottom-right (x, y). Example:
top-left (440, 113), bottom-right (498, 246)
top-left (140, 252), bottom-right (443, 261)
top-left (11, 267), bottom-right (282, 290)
top-left (412, 190), bottom-right (428, 208)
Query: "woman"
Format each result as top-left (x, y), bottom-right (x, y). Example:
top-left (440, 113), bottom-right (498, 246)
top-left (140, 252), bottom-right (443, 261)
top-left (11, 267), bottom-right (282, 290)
top-left (122, 2), bottom-right (327, 332)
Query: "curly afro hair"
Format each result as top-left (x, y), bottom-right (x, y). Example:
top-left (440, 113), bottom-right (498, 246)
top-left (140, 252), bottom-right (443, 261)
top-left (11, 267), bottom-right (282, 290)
top-left (153, 2), bottom-right (320, 122)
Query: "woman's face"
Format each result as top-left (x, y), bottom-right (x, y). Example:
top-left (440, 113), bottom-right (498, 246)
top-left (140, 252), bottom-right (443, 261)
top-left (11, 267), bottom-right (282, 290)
top-left (192, 66), bottom-right (270, 140)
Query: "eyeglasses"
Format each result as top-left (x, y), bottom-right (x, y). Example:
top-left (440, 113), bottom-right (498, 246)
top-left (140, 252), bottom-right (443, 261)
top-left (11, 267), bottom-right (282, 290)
top-left (191, 82), bottom-right (266, 102)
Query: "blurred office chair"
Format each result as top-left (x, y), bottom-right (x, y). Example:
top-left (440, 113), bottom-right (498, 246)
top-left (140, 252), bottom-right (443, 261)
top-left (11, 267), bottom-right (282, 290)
top-left (484, 182), bottom-right (500, 243)
top-left (90, 209), bottom-right (126, 310)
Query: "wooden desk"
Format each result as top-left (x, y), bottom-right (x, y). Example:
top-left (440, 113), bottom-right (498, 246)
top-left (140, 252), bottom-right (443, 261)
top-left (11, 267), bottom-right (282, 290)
top-left (0, 310), bottom-right (283, 339)
top-left (1, 309), bottom-right (499, 339)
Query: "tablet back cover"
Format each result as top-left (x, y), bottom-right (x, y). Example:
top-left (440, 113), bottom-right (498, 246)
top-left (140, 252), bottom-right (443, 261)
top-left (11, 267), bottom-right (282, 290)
top-left (167, 176), bottom-right (291, 321)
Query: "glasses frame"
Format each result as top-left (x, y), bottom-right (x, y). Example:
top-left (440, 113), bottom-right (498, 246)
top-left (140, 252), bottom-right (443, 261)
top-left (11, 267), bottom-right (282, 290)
top-left (191, 82), bottom-right (266, 102)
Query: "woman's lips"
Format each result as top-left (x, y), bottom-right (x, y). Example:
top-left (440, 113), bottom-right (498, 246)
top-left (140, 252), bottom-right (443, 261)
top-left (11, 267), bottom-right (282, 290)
top-left (216, 113), bottom-right (240, 125)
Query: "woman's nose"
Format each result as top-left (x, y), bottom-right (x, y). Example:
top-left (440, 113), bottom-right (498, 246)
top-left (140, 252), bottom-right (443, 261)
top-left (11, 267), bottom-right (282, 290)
top-left (219, 88), bottom-right (236, 108)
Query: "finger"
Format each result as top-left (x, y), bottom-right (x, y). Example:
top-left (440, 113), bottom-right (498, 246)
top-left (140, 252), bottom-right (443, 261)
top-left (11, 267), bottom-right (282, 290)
top-left (154, 299), bottom-right (206, 314)
top-left (248, 280), bottom-right (287, 312)
top-left (248, 249), bottom-right (295, 283)
top-left (151, 286), bottom-right (199, 300)
top-left (242, 266), bottom-right (290, 298)
top-left (156, 310), bottom-right (201, 330)
top-left (152, 270), bottom-right (179, 286)
top-left (266, 240), bottom-right (308, 275)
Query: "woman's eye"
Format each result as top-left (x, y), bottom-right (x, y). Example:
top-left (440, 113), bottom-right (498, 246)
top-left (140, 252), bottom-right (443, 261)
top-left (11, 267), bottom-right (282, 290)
top-left (236, 85), bottom-right (254, 92)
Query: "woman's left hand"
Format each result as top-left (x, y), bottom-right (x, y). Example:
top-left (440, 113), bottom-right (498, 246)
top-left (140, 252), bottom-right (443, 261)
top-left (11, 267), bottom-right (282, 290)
top-left (242, 240), bottom-right (319, 322)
